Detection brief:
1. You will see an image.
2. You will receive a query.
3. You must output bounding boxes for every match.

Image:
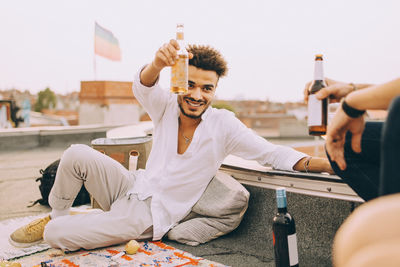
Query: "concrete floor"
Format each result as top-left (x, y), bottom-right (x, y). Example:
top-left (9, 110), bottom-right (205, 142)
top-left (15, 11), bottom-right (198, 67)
top-left (0, 147), bottom-right (64, 221)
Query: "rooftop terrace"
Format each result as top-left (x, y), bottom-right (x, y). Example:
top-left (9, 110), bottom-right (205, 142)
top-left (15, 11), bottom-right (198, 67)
top-left (0, 125), bottom-right (361, 266)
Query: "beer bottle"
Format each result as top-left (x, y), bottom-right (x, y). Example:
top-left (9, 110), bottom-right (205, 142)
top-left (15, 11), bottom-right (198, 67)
top-left (307, 54), bottom-right (327, 136)
top-left (272, 187), bottom-right (299, 267)
top-left (170, 23), bottom-right (188, 95)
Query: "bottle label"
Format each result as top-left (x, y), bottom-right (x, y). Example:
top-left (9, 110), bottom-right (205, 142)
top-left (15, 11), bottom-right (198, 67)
top-left (171, 55), bottom-right (188, 94)
top-left (307, 94), bottom-right (322, 126)
top-left (288, 233), bottom-right (299, 266)
top-left (314, 61), bottom-right (324, 80)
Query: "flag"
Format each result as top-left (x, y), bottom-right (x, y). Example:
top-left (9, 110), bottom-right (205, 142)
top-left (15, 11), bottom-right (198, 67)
top-left (94, 22), bottom-right (121, 61)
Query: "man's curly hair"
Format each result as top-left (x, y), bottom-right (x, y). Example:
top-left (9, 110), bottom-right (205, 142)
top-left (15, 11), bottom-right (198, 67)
top-left (187, 45), bottom-right (228, 78)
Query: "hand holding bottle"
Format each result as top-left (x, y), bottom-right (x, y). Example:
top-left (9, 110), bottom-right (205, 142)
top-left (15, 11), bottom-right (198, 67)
top-left (315, 80), bottom-right (357, 103)
top-left (304, 78), bottom-right (375, 104)
top-left (152, 40), bottom-right (180, 70)
top-left (139, 39), bottom-right (192, 87)
top-left (303, 78), bottom-right (355, 103)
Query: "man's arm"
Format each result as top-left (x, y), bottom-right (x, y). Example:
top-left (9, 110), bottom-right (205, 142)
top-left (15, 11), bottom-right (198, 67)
top-left (345, 78), bottom-right (400, 110)
top-left (223, 113), bottom-right (334, 173)
top-left (140, 62), bottom-right (164, 87)
top-left (140, 40), bottom-right (179, 87)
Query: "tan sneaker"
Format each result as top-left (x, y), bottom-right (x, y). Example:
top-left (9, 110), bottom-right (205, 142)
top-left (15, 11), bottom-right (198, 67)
top-left (9, 215), bottom-right (51, 248)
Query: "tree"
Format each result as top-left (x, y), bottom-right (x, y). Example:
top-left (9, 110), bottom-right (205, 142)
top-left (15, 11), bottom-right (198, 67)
top-left (212, 101), bottom-right (236, 114)
top-left (34, 87), bottom-right (57, 112)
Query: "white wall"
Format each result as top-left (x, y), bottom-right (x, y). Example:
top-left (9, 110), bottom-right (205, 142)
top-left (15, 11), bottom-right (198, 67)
top-left (79, 103), bottom-right (139, 125)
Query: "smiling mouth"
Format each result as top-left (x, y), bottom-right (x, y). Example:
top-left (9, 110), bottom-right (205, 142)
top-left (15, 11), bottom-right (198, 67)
top-left (185, 98), bottom-right (204, 108)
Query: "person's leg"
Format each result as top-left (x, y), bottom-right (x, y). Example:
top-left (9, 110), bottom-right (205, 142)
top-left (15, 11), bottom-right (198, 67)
top-left (327, 121), bottom-right (382, 201)
top-left (379, 96), bottom-right (400, 196)
top-left (44, 195), bottom-right (153, 251)
top-left (10, 144), bottom-right (136, 247)
top-left (49, 144), bottom-right (134, 213)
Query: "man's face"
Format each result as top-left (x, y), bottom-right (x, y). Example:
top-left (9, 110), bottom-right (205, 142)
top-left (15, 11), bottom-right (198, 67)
top-left (177, 65), bottom-right (218, 119)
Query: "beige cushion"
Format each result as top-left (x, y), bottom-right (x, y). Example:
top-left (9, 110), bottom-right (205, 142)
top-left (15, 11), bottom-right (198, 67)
top-left (167, 171), bottom-right (250, 246)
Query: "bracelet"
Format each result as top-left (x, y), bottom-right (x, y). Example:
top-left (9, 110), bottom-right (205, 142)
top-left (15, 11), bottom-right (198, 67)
top-left (303, 156), bottom-right (312, 173)
top-left (341, 98), bottom-right (365, 118)
top-left (349, 83), bottom-right (358, 92)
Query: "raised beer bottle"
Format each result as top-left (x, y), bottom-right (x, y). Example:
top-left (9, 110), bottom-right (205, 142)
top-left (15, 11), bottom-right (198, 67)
top-left (307, 54), bottom-right (327, 136)
top-left (170, 23), bottom-right (188, 94)
top-left (272, 187), bottom-right (299, 267)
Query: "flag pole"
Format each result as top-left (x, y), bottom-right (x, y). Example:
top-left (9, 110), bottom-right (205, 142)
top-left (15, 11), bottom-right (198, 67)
top-left (94, 21), bottom-right (97, 80)
top-left (94, 54), bottom-right (97, 80)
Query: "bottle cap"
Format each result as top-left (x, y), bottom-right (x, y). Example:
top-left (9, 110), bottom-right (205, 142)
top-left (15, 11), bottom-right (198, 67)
top-left (315, 54), bottom-right (323, 60)
top-left (276, 187), bottom-right (287, 208)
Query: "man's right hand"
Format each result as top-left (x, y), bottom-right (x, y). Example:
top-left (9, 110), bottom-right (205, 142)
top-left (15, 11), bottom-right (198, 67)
top-left (152, 39), bottom-right (180, 71)
top-left (303, 78), bottom-right (355, 103)
top-left (140, 40), bottom-right (193, 87)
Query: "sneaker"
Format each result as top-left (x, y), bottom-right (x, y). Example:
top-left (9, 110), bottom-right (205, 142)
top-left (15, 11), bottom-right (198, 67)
top-left (9, 215), bottom-right (51, 248)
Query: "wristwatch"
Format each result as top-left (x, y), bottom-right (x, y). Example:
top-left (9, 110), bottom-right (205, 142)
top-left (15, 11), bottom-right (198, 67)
top-left (341, 98), bottom-right (366, 118)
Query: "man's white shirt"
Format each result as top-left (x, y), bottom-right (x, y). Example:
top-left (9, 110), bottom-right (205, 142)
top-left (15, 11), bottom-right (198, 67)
top-left (128, 67), bottom-right (307, 240)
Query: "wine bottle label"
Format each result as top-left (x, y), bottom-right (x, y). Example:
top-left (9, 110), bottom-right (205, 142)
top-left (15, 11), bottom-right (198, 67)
top-left (288, 233), bottom-right (299, 266)
top-left (307, 94), bottom-right (322, 126)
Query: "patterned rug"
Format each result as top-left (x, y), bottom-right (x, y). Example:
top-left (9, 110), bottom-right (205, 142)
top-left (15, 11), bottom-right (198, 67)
top-left (0, 214), bottom-right (52, 260)
top-left (8, 241), bottom-right (226, 267)
top-left (0, 214), bottom-right (228, 267)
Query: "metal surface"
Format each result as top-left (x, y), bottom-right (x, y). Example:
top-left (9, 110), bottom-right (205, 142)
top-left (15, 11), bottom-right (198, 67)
top-left (221, 155), bottom-right (363, 203)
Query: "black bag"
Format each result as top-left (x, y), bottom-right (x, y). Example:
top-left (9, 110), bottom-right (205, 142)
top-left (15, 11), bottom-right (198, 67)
top-left (29, 159), bottom-right (91, 207)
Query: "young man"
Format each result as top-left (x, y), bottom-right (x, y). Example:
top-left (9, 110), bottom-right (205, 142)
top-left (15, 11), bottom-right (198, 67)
top-left (10, 40), bottom-right (332, 251)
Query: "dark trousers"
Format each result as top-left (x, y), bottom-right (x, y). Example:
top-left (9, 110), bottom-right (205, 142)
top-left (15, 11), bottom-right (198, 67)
top-left (327, 96), bottom-right (400, 201)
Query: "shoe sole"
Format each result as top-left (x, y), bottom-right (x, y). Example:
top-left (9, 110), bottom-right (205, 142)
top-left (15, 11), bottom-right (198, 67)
top-left (8, 236), bottom-right (44, 248)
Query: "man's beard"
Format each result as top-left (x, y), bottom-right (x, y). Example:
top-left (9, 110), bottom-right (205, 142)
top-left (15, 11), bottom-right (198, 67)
top-left (178, 97), bottom-right (209, 119)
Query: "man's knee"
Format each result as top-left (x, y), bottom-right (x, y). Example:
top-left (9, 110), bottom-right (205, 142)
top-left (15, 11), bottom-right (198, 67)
top-left (389, 95), bottom-right (400, 112)
top-left (61, 144), bottom-right (93, 166)
top-left (382, 96), bottom-right (400, 147)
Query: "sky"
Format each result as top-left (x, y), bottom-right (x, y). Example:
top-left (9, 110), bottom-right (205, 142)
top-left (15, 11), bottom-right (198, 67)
top-left (1, 0), bottom-right (400, 102)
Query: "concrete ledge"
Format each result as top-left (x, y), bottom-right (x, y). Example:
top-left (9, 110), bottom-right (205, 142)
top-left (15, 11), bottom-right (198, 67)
top-left (0, 124), bottom-right (124, 150)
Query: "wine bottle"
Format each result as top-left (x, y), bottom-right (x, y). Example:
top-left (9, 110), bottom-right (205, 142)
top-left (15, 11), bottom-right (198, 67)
top-left (272, 187), bottom-right (299, 267)
top-left (307, 54), bottom-right (327, 136)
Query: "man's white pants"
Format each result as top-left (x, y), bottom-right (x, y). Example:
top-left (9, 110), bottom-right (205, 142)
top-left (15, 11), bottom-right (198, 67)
top-left (43, 144), bottom-right (153, 251)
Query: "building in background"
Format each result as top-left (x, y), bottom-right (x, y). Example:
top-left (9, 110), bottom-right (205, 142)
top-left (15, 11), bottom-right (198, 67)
top-left (79, 81), bottom-right (141, 125)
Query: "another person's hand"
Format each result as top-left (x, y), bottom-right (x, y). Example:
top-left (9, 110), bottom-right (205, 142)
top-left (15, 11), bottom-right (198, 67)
top-left (325, 106), bottom-right (365, 170)
top-left (303, 78), bottom-right (356, 103)
top-left (152, 39), bottom-right (193, 71)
